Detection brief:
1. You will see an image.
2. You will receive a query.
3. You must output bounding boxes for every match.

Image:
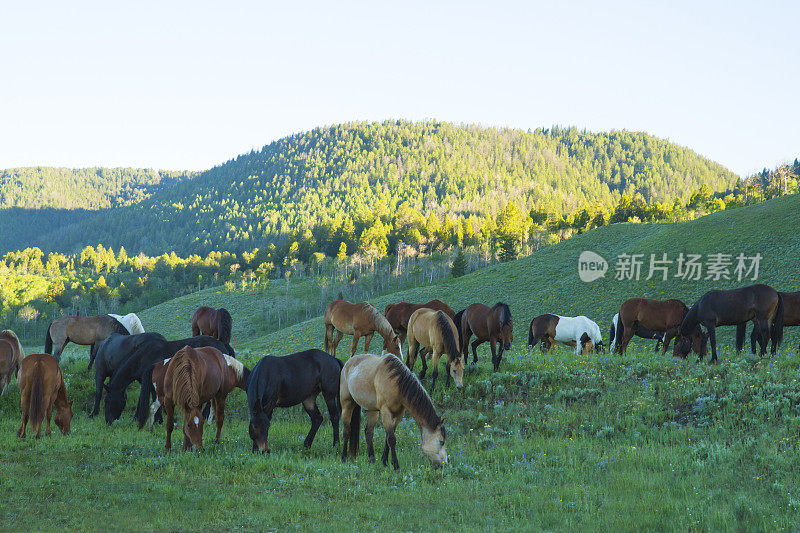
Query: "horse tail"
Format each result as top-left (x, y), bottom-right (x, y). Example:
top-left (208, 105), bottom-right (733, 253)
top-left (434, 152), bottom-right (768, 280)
top-left (217, 309), bottom-right (233, 344)
top-left (29, 362), bottom-right (45, 430)
top-left (608, 315), bottom-right (616, 351)
top-left (136, 364), bottom-right (156, 430)
top-left (44, 324), bottom-right (53, 355)
top-left (735, 323), bottom-right (746, 352)
top-left (452, 309), bottom-right (465, 348)
top-left (172, 350), bottom-right (200, 411)
top-left (528, 318), bottom-right (535, 346)
top-left (437, 311), bottom-right (461, 359)
top-left (348, 403), bottom-right (361, 456)
top-left (772, 292), bottom-right (785, 351)
top-left (614, 319), bottom-right (624, 353)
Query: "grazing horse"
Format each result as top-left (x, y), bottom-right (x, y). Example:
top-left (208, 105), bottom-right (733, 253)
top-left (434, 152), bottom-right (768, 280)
top-left (340, 353), bottom-right (447, 470)
top-left (17, 354), bottom-right (73, 438)
top-left (460, 302), bottom-right (513, 371)
top-left (740, 291), bottom-right (800, 354)
top-left (102, 333), bottom-right (235, 426)
top-left (108, 313), bottom-right (145, 335)
top-left (45, 314), bottom-right (130, 364)
top-left (675, 284), bottom-right (784, 363)
top-left (0, 330), bottom-right (24, 396)
top-left (384, 299), bottom-right (456, 347)
top-left (324, 300), bottom-right (401, 359)
top-left (609, 313), bottom-right (664, 354)
top-left (528, 314), bottom-right (604, 355)
top-left (405, 308), bottom-right (464, 392)
top-left (147, 354), bottom-right (249, 431)
top-left (247, 349), bottom-right (341, 453)
top-left (191, 306), bottom-right (233, 344)
top-left (615, 298), bottom-right (706, 356)
top-left (162, 345), bottom-right (234, 451)
top-left (91, 333), bottom-right (161, 418)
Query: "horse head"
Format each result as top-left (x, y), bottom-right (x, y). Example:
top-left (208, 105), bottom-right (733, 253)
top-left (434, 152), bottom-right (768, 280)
top-left (249, 411), bottom-right (271, 453)
top-left (383, 332), bottom-right (402, 358)
top-left (183, 407), bottom-right (205, 450)
top-left (500, 321), bottom-right (513, 351)
top-left (420, 422), bottom-right (448, 468)
top-left (55, 399), bottom-right (74, 435)
top-left (103, 384), bottom-right (126, 424)
top-left (673, 334), bottom-right (692, 359)
top-left (449, 357), bottom-right (464, 388)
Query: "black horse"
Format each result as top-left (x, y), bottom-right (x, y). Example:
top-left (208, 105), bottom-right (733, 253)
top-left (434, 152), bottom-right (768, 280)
top-left (247, 349), bottom-right (341, 454)
top-left (91, 332), bottom-right (165, 418)
top-left (103, 334), bottom-right (235, 426)
top-left (675, 284), bottom-right (784, 363)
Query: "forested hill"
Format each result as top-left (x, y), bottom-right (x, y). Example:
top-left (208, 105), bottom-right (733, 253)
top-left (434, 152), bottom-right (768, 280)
top-left (1, 121), bottom-right (737, 255)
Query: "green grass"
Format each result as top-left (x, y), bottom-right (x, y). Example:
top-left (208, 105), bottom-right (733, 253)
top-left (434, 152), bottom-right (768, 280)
top-left (3, 195), bottom-right (800, 531)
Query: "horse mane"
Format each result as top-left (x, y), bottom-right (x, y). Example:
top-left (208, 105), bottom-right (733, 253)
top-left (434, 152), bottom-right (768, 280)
top-left (109, 317), bottom-right (131, 337)
top-left (680, 305), bottom-right (699, 336)
top-left (172, 348), bottom-right (200, 410)
top-left (383, 354), bottom-right (441, 429)
top-left (364, 303), bottom-right (395, 339)
top-left (436, 312), bottom-right (461, 359)
top-left (494, 302), bottom-right (512, 325)
top-left (217, 308), bottom-right (233, 344)
top-left (223, 354), bottom-right (244, 381)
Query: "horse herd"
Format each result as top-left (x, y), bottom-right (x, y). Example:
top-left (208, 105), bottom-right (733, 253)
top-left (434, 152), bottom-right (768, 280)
top-left (1, 283), bottom-right (796, 470)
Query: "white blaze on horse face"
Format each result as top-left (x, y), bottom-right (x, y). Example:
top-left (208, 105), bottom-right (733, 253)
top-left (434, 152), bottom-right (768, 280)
top-left (193, 416), bottom-right (200, 426)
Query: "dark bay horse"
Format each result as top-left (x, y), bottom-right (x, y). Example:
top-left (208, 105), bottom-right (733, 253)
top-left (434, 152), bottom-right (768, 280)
top-left (616, 298), bottom-right (707, 357)
top-left (45, 315), bottom-right (130, 364)
top-left (459, 303), bottom-right (513, 372)
top-left (324, 300), bottom-right (401, 358)
top-left (384, 299), bottom-right (456, 346)
top-left (675, 284), bottom-right (784, 363)
top-left (0, 330), bottom-right (24, 396)
top-left (247, 349), bottom-right (341, 453)
top-left (740, 290), bottom-right (800, 354)
top-left (191, 306), bottom-right (233, 344)
top-left (17, 354), bottom-right (73, 438)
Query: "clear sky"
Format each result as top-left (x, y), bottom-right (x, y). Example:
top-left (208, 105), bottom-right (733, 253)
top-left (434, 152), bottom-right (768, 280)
top-left (1, 1), bottom-right (797, 177)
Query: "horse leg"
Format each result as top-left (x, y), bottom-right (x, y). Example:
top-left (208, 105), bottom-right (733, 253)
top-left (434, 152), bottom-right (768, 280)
top-left (495, 342), bottom-right (504, 372)
top-left (301, 396), bottom-right (323, 449)
top-left (340, 395), bottom-right (357, 461)
top-left (490, 339), bottom-right (498, 372)
top-left (406, 338), bottom-right (419, 373)
top-left (17, 408), bottom-right (28, 438)
top-left (148, 398), bottom-right (161, 432)
top-left (45, 402), bottom-right (53, 437)
top-left (350, 332), bottom-right (361, 358)
top-left (323, 389), bottom-right (340, 445)
top-left (470, 339), bottom-right (480, 365)
top-left (324, 324), bottom-right (333, 353)
top-left (364, 410), bottom-right (379, 463)
top-left (164, 401), bottom-right (175, 451)
top-left (380, 408), bottom-right (401, 470)
top-left (660, 330), bottom-right (677, 356)
top-left (750, 324), bottom-right (759, 356)
top-left (430, 351), bottom-right (442, 393)
top-left (757, 319), bottom-right (770, 358)
top-left (363, 332), bottom-right (374, 354)
top-left (91, 372), bottom-right (105, 418)
top-left (419, 348), bottom-right (428, 380)
top-left (705, 324), bottom-right (717, 364)
top-left (331, 330), bottom-right (344, 358)
top-left (619, 323), bottom-right (635, 355)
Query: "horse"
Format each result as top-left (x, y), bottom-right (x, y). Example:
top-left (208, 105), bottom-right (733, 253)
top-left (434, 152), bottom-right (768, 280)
top-left (324, 300), bottom-right (401, 359)
top-left (527, 314), bottom-right (604, 355)
top-left (459, 302), bottom-right (513, 371)
top-left (147, 354), bottom-right (249, 431)
top-left (340, 353), bottom-right (447, 470)
top-left (108, 313), bottom-right (145, 335)
top-left (102, 333), bottom-right (235, 426)
top-left (162, 345), bottom-right (236, 451)
top-left (404, 308), bottom-right (463, 392)
top-left (740, 291), bottom-right (800, 354)
top-left (90, 332), bottom-right (161, 418)
top-left (615, 298), bottom-right (707, 356)
top-left (247, 349), bottom-right (341, 453)
top-left (44, 314), bottom-right (130, 365)
top-left (191, 306), bottom-right (233, 344)
top-left (384, 299), bottom-right (455, 347)
top-left (16, 354), bottom-right (73, 439)
top-left (609, 313), bottom-right (664, 354)
top-left (675, 284), bottom-right (784, 363)
top-left (0, 330), bottom-right (24, 396)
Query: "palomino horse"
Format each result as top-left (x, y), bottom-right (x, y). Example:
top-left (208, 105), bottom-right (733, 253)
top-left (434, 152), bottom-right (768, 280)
top-left (324, 300), bottom-right (401, 358)
top-left (675, 284), bottom-right (784, 363)
top-left (247, 349), bottom-right (341, 453)
top-left (0, 330), bottom-right (24, 396)
top-left (459, 303), bottom-right (513, 371)
top-left (609, 313), bottom-right (664, 354)
top-left (45, 314), bottom-right (130, 365)
top-left (17, 354), bottom-right (73, 438)
top-left (191, 306), bottom-right (233, 344)
top-left (528, 314), bottom-right (604, 355)
top-left (739, 290), bottom-right (800, 355)
top-left (405, 308), bottom-right (464, 392)
top-left (615, 298), bottom-right (706, 356)
top-left (384, 299), bottom-right (455, 347)
top-left (148, 354), bottom-right (249, 431)
top-left (108, 313), bottom-right (145, 335)
top-left (162, 345), bottom-right (234, 451)
top-left (340, 353), bottom-right (447, 470)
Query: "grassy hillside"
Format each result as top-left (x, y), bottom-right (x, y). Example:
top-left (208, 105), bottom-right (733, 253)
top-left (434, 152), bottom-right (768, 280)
top-left (3, 196), bottom-right (799, 531)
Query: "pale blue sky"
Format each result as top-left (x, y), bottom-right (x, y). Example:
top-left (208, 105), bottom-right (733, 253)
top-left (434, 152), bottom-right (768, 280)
top-left (1, 1), bottom-right (797, 177)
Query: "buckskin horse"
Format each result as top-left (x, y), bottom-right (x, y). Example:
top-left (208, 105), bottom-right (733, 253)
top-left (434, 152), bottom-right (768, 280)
top-left (324, 300), bottom-right (401, 358)
top-left (405, 308), bottom-right (464, 392)
top-left (17, 354), bottom-right (73, 439)
top-left (191, 306), bottom-right (233, 344)
top-left (459, 303), bottom-right (513, 371)
top-left (44, 314), bottom-right (130, 364)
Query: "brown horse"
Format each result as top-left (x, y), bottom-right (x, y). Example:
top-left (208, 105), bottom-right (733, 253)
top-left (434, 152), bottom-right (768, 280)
top-left (17, 354), bottom-right (73, 438)
top-left (0, 330), bottom-right (24, 396)
top-left (162, 345), bottom-right (236, 451)
top-left (45, 314), bottom-right (130, 365)
top-left (340, 353), bottom-right (447, 470)
top-left (405, 308), bottom-right (464, 392)
top-left (459, 302), bottom-right (513, 371)
top-left (384, 299), bottom-right (455, 346)
top-left (191, 306), bottom-right (233, 344)
top-left (616, 298), bottom-right (707, 357)
top-left (324, 300), bottom-right (401, 358)
top-left (676, 284), bottom-right (784, 363)
top-left (740, 291), bottom-right (800, 354)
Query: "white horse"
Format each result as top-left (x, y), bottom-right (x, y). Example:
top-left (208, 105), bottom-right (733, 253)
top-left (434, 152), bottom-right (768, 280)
top-left (552, 315), bottom-right (604, 355)
top-left (108, 313), bottom-right (145, 335)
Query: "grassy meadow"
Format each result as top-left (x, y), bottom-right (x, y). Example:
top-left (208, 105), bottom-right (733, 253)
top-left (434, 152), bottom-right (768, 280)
top-left (2, 195), bottom-right (800, 531)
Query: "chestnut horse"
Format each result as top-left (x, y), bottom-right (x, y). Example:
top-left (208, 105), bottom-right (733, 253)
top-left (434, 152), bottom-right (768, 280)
top-left (162, 345), bottom-right (233, 451)
top-left (609, 313), bottom-right (664, 353)
top-left (675, 284), bottom-right (784, 363)
top-left (384, 299), bottom-right (455, 346)
top-left (340, 353), bottom-right (447, 470)
top-left (739, 290), bottom-right (800, 354)
top-left (405, 308), bottom-right (464, 392)
top-left (616, 298), bottom-right (707, 357)
top-left (459, 303), bottom-right (513, 371)
top-left (324, 300), bottom-right (401, 358)
top-left (17, 354), bottom-right (73, 438)
top-left (44, 314), bottom-right (130, 364)
top-left (191, 306), bottom-right (233, 344)
top-left (0, 330), bottom-right (24, 396)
